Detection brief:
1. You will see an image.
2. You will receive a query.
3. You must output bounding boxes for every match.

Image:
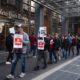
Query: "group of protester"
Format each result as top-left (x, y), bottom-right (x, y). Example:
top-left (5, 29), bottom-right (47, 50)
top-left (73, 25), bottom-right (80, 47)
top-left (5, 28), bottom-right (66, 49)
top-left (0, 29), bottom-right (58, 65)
top-left (5, 25), bottom-right (80, 79)
top-left (33, 33), bottom-right (80, 70)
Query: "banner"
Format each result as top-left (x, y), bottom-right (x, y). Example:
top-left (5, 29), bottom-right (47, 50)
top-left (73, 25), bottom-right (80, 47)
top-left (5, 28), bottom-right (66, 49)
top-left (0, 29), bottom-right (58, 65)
top-left (13, 34), bottom-right (23, 48)
top-left (38, 27), bottom-right (47, 37)
top-left (38, 38), bottom-right (45, 50)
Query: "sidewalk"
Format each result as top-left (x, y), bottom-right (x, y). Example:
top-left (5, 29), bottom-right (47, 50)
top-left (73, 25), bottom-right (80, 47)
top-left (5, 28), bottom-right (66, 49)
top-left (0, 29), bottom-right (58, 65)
top-left (0, 51), bottom-right (79, 80)
top-left (0, 51), bottom-right (37, 65)
top-left (0, 52), bottom-right (37, 80)
top-left (0, 51), bottom-right (8, 64)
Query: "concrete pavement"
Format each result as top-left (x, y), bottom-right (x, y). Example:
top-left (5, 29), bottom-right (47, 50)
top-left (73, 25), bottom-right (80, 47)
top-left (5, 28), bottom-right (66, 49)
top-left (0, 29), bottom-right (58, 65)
top-left (0, 52), bottom-right (80, 80)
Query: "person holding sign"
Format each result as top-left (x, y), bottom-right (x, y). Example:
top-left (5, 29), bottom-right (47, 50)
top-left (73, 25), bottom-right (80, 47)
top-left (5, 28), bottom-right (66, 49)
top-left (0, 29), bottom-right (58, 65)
top-left (6, 25), bottom-right (30, 79)
top-left (34, 37), bottom-right (47, 71)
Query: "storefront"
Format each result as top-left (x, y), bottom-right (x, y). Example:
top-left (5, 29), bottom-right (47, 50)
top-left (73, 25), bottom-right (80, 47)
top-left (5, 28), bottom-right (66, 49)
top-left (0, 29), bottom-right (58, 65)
top-left (0, 13), bottom-right (9, 50)
top-left (0, 10), bottom-right (25, 51)
top-left (0, 16), bottom-right (36, 51)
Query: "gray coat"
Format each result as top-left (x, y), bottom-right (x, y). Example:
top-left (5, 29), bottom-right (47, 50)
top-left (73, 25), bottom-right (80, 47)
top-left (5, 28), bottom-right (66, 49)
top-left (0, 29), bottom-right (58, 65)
top-left (22, 32), bottom-right (30, 54)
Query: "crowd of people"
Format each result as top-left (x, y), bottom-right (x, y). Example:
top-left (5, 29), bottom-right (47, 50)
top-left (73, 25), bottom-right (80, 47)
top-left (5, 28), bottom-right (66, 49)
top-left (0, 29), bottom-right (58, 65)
top-left (33, 33), bottom-right (80, 70)
top-left (5, 26), bottom-right (80, 79)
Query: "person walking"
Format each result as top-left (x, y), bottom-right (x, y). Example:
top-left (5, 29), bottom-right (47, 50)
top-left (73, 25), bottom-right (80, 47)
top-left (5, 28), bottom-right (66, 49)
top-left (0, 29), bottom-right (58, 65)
top-left (5, 33), bottom-right (14, 64)
top-left (48, 36), bottom-right (57, 64)
top-left (34, 37), bottom-right (47, 70)
top-left (62, 35), bottom-right (69, 59)
top-left (6, 25), bottom-right (30, 79)
top-left (71, 35), bottom-right (77, 56)
top-left (76, 35), bottom-right (80, 55)
top-left (67, 33), bottom-right (72, 57)
top-left (29, 33), bottom-right (37, 57)
top-left (53, 33), bottom-right (60, 61)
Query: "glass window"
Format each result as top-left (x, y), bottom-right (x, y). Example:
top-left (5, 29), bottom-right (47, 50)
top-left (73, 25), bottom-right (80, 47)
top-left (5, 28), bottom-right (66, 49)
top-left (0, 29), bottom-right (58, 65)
top-left (31, 1), bottom-right (35, 12)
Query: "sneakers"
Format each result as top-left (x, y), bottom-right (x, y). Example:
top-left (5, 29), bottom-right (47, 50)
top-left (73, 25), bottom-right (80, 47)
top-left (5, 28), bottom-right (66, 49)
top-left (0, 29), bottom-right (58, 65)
top-left (6, 74), bottom-right (14, 79)
top-left (6, 73), bottom-right (26, 79)
top-left (19, 73), bottom-right (26, 78)
top-left (5, 61), bottom-right (11, 64)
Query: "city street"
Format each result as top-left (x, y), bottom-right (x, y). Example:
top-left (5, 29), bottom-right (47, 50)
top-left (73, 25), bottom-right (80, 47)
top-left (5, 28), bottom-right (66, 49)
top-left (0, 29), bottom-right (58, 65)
top-left (0, 52), bottom-right (80, 80)
top-left (0, 0), bottom-right (80, 80)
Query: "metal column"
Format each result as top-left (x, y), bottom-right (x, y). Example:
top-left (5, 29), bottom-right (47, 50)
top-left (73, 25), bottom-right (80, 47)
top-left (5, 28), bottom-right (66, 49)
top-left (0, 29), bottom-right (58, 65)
top-left (71, 23), bottom-right (74, 34)
top-left (62, 17), bottom-right (69, 35)
top-left (35, 0), bottom-right (44, 35)
top-left (61, 8), bottom-right (69, 35)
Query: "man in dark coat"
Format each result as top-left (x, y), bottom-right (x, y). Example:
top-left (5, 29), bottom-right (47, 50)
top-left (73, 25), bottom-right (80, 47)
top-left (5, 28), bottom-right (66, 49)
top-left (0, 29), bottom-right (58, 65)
top-left (62, 36), bottom-right (69, 59)
top-left (29, 33), bottom-right (37, 56)
top-left (5, 33), bottom-right (14, 64)
top-left (34, 37), bottom-right (47, 70)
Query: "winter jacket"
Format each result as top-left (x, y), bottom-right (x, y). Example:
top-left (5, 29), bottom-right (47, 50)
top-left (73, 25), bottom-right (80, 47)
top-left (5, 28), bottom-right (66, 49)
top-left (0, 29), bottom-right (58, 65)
top-left (6, 34), bottom-right (13, 51)
top-left (53, 38), bottom-right (60, 51)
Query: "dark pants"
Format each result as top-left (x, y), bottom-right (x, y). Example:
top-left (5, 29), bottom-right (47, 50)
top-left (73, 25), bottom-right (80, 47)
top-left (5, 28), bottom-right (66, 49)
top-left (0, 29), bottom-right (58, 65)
top-left (71, 46), bottom-right (75, 56)
top-left (7, 50), bottom-right (13, 62)
top-left (62, 49), bottom-right (68, 59)
top-left (36, 50), bottom-right (47, 67)
top-left (68, 45), bottom-right (71, 57)
top-left (68, 46), bottom-right (75, 56)
top-left (49, 49), bottom-right (57, 62)
top-left (11, 53), bottom-right (26, 75)
top-left (77, 45), bottom-right (80, 55)
top-left (30, 45), bottom-right (36, 56)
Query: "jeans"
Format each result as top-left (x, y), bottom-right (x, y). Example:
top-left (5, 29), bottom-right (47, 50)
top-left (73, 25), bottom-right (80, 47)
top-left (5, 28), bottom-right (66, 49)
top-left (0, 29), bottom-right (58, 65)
top-left (49, 49), bottom-right (57, 62)
top-left (68, 46), bottom-right (71, 57)
top-left (11, 53), bottom-right (26, 75)
top-left (77, 45), bottom-right (80, 55)
top-left (36, 50), bottom-right (47, 67)
top-left (30, 45), bottom-right (36, 56)
top-left (62, 49), bottom-right (68, 59)
top-left (7, 51), bottom-right (13, 62)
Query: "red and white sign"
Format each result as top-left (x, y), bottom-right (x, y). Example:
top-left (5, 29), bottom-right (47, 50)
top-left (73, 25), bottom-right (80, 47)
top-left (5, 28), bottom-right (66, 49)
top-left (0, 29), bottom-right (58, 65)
top-left (13, 34), bottom-right (23, 48)
top-left (38, 39), bottom-right (45, 50)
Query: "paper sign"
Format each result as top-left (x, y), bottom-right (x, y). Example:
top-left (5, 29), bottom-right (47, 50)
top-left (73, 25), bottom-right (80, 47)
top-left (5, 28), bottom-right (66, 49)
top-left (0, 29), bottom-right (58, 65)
top-left (0, 23), bottom-right (4, 33)
top-left (0, 26), bottom-right (3, 33)
top-left (38, 27), bottom-right (47, 37)
top-left (13, 34), bottom-right (23, 48)
top-left (9, 27), bottom-right (15, 34)
top-left (38, 39), bottom-right (45, 50)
